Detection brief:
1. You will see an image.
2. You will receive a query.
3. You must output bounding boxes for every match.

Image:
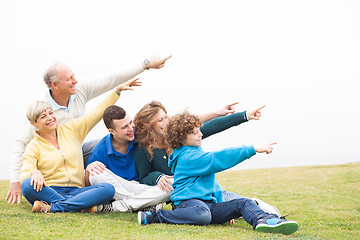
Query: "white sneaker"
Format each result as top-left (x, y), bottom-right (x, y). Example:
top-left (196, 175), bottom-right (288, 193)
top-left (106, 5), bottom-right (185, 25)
top-left (96, 203), bottom-right (114, 212)
top-left (252, 198), bottom-right (281, 218)
top-left (139, 202), bottom-right (163, 212)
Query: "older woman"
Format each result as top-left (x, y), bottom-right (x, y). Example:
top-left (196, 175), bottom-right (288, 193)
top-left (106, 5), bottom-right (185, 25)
top-left (20, 78), bottom-right (141, 213)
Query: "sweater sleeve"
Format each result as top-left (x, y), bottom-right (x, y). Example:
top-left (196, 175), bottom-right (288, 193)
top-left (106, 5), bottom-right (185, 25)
top-left (19, 142), bottom-right (38, 182)
top-left (68, 91), bottom-right (120, 142)
top-left (180, 145), bottom-right (256, 176)
top-left (134, 147), bottom-right (163, 186)
top-left (76, 64), bottom-right (144, 102)
top-left (9, 121), bottom-right (36, 183)
top-left (200, 111), bottom-right (248, 139)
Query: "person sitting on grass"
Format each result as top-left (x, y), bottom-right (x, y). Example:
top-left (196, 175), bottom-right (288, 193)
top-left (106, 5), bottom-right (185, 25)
top-left (133, 101), bottom-right (281, 218)
top-left (19, 78), bottom-right (141, 213)
top-left (138, 111), bottom-right (299, 235)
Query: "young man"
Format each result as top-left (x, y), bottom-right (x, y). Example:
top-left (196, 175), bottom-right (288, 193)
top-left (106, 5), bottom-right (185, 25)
top-left (84, 106), bottom-right (171, 212)
top-left (6, 55), bottom-right (172, 204)
top-left (138, 111), bottom-right (299, 235)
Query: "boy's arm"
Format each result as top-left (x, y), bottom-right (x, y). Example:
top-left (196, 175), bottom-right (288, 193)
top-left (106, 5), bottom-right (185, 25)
top-left (181, 146), bottom-right (256, 176)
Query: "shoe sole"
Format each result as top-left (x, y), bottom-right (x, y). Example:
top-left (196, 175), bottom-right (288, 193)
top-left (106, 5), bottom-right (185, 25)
top-left (137, 211), bottom-right (143, 225)
top-left (252, 198), bottom-right (281, 218)
top-left (255, 221), bottom-right (299, 235)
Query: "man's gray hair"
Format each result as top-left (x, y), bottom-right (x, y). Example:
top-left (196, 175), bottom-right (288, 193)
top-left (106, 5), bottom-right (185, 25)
top-left (43, 62), bottom-right (62, 88)
top-left (27, 101), bottom-right (52, 122)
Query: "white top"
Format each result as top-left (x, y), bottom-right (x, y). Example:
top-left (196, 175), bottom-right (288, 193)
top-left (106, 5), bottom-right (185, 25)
top-left (10, 63), bottom-right (144, 183)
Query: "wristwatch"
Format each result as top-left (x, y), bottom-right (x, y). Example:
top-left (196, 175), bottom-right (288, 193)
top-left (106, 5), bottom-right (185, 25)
top-left (144, 59), bottom-right (150, 70)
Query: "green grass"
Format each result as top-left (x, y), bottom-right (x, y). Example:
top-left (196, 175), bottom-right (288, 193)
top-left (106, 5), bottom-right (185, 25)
top-left (1, 162), bottom-right (359, 239)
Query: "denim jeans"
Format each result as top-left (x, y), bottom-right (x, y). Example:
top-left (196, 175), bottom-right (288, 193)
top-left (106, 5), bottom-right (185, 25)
top-left (222, 190), bottom-right (244, 202)
top-left (156, 198), bottom-right (269, 229)
top-left (82, 139), bottom-right (100, 168)
top-left (21, 178), bottom-right (115, 212)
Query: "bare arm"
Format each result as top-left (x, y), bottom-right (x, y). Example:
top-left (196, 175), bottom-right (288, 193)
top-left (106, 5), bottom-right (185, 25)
top-left (199, 102), bottom-right (239, 122)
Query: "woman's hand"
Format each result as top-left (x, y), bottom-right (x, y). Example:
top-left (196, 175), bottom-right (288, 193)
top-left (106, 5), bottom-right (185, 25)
top-left (157, 175), bottom-right (174, 192)
top-left (115, 78), bottom-right (142, 94)
top-left (246, 105), bottom-right (265, 120)
top-left (30, 170), bottom-right (47, 192)
top-left (254, 143), bottom-right (277, 154)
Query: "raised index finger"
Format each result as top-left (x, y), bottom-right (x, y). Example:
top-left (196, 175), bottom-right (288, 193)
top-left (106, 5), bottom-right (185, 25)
top-left (257, 105), bottom-right (266, 111)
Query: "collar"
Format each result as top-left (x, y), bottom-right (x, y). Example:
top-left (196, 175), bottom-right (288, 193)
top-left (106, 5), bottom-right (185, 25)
top-left (105, 134), bottom-right (137, 156)
top-left (46, 89), bottom-right (77, 112)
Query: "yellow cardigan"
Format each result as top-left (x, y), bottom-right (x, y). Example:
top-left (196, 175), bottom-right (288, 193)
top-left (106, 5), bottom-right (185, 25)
top-left (19, 91), bottom-right (120, 188)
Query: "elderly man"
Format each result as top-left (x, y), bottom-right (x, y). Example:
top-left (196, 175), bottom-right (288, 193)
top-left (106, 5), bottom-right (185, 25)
top-left (6, 55), bottom-right (172, 204)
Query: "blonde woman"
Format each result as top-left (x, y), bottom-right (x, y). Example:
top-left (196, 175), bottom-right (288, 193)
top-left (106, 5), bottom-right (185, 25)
top-left (20, 79), bottom-right (141, 213)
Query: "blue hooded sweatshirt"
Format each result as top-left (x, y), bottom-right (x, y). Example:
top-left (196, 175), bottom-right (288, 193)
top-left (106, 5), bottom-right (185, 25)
top-left (168, 145), bottom-right (256, 205)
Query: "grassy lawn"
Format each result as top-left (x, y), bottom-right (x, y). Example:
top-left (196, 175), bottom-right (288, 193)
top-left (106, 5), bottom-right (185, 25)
top-left (1, 162), bottom-right (359, 239)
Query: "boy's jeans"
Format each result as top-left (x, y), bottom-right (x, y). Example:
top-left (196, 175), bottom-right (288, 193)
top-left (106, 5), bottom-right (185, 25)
top-left (157, 197), bottom-right (269, 228)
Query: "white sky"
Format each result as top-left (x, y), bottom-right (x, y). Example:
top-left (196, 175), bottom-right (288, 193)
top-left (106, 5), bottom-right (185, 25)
top-left (0, 0), bottom-right (359, 179)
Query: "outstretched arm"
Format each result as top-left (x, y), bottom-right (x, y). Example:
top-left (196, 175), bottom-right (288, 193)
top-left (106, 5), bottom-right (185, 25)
top-left (199, 102), bottom-right (238, 123)
top-left (142, 55), bottom-right (172, 70)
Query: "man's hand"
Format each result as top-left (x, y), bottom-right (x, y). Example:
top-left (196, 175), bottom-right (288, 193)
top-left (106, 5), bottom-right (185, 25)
top-left (86, 161), bottom-right (106, 176)
top-left (246, 105), bottom-right (265, 120)
top-left (30, 170), bottom-right (47, 192)
top-left (157, 175), bottom-right (174, 192)
top-left (5, 182), bottom-right (22, 204)
top-left (217, 102), bottom-right (239, 116)
top-left (254, 143), bottom-right (277, 154)
top-left (148, 55), bottom-right (172, 69)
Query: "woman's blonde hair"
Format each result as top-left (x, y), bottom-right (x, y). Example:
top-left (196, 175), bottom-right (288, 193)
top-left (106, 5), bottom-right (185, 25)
top-left (134, 101), bottom-right (171, 160)
top-left (26, 101), bottom-right (52, 122)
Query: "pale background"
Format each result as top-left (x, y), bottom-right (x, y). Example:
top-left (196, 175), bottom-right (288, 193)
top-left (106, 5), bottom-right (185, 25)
top-left (1, 0), bottom-right (359, 180)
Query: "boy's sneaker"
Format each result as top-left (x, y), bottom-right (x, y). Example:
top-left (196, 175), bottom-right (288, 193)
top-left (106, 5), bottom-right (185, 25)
top-left (252, 198), bottom-right (281, 218)
top-left (255, 215), bottom-right (299, 235)
top-left (138, 211), bottom-right (157, 225)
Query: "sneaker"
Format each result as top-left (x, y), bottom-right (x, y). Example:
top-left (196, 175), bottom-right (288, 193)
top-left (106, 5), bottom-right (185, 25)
top-left (139, 202), bottom-right (163, 212)
top-left (252, 198), bottom-right (281, 218)
top-left (96, 203), bottom-right (114, 212)
top-left (255, 215), bottom-right (299, 235)
top-left (138, 211), bottom-right (157, 225)
top-left (32, 201), bottom-right (52, 213)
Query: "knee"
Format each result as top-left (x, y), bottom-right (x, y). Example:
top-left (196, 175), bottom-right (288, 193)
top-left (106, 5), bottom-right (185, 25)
top-left (89, 169), bottom-right (111, 185)
top-left (193, 206), bottom-right (212, 225)
top-left (99, 183), bottom-right (115, 199)
top-left (20, 178), bottom-right (32, 195)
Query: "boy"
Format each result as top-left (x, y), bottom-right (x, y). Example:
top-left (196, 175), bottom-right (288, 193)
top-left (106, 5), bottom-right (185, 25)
top-left (138, 111), bottom-right (298, 235)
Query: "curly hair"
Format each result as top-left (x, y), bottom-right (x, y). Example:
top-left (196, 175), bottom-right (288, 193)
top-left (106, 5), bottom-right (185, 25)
top-left (134, 101), bottom-right (171, 160)
top-left (165, 110), bottom-right (202, 149)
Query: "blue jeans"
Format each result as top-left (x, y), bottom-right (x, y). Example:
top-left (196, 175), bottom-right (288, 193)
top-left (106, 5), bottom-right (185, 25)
top-left (21, 178), bottom-right (115, 212)
top-left (222, 190), bottom-right (243, 202)
top-left (156, 198), bottom-right (269, 229)
top-left (82, 139), bottom-right (100, 168)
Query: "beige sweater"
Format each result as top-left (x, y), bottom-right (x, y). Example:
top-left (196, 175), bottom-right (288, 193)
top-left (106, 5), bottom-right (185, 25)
top-left (10, 64), bottom-right (144, 183)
